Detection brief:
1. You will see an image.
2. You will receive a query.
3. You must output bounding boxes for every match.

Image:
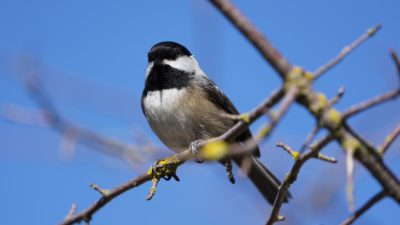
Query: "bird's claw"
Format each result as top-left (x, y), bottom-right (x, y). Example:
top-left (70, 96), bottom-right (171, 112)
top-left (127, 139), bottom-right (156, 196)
top-left (190, 140), bottom-right (205, 163)
top-left (146, 157), bottom-right (181, 200)
top-left (224, 159), bottom-right (235, 184)
top-left (150, 159), bottom-right (180, 181)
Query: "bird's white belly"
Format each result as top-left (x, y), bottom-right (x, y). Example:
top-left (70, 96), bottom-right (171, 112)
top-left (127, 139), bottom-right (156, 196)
top-left (143, 88), bottom-right (197, 152)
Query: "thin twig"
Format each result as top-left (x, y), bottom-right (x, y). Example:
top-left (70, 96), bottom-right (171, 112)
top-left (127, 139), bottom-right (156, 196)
top-left (345, 142), bottom-right (356, 211)
top-left (266, 135), bottom-right (334, 225)
top-left (277, 142), bottom-right (336, 163)
top-left (254, 88), bottom-right (298, 143)
top-left (299, 125), bottom-right (321, 153)
top-left (63, 204), bottom-right (77, 221)
top-left (59, 173), bottom-right (152, 225)
top-left (380, 124), bottom-right (400, 154)
top-left (313, 25), bottom-right (382, 79)
top-left (340, 191), bottom-right (386, 225)
top-left (343, 89), bottom-right (400, 119)
top-left (329, 86), bottom-right (346, 106)
top-left (390, 49), bottom-right (400, 78)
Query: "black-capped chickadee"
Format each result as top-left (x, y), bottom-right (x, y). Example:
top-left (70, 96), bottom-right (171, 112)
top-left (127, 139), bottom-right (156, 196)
top-left (141, 41), bottom-right (290, 204)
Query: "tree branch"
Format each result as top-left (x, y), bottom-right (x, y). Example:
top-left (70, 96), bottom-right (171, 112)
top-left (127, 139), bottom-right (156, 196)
top-left (380, 123), bottom-right (400, 154)
top-left (266, 135), bottom-right (334, 225)
top-left (340, 190), bottom-right (386, 225)
top-left (59, 173), bottom-right (152, 225)
top-left (343, 89), bottom-right (400, 119)
top-left (313, 25), bottom-right (382, 79)
top-left (390, 49), bottom-right (400, 78)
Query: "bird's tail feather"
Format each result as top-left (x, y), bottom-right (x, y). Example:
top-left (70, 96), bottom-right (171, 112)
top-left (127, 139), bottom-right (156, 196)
top-left (233, 156), bottom-right (291, 205)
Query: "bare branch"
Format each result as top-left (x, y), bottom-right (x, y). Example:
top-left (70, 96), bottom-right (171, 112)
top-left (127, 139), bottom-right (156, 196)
top-left (254, 87), bottom-right (298, 143)
top-left (313, 25), bottom-right (382, 79)
top-left (210, 1), bottom-right (400, 206)
top-left (266, 135), bottom-right (334, 225)
top-left (390, 49), bottom-right (400, 78)
top-left (380, 124), bottom-right (400, 154)
top-left (340, 191), bottom-right (386, 225)
top-left (343, 89), bottom-right (400, 119)
top-left (219, 87), bottom-right (285, 142)
top-left (299, 125), bottom-right (321, 153)
top-left (59, 173), bottom-right (152, 225)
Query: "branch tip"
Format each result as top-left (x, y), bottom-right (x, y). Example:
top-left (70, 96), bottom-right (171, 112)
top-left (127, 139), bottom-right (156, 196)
top-left (90, 183), bottom-right (110, 197)
top-left (146, 178), bottom-right (159, 200)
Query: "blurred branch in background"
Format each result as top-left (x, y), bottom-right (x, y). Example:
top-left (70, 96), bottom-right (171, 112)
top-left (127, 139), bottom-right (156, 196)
top-left (1, 53), bottom-right (160, 166)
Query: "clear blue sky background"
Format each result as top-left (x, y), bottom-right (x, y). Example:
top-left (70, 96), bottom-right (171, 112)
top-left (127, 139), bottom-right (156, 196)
top-left (1, 1), bottom-right (399, 225)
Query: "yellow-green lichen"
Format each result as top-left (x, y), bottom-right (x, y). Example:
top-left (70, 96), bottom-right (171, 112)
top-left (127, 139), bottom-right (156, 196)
top-left (304, 71), bottom-right (314, 81)
top-left (310, 93), bottom-right (328, 114)
top-left (291, 151), bottom-right (300, 160)
top-left (284, 66), bottom-right (313, 92)
top-left (200, 141), bottom-right (228, 161)
top-left (240, 113), bottom-right (250, 123)
top-left (343, 137), bottom-right (360, 152)
top-left (325, 109), bottom-right (342, 128)
top-left (257, 125), bottom-right (271, 139)
top-left (367, 25), bottom-right (380, 36)
top-left (148, 156), bottom-right (181, 180)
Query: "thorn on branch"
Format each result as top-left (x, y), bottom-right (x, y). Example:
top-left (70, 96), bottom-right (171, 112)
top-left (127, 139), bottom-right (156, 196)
top-left (90, 183), bottom-right (110, 197)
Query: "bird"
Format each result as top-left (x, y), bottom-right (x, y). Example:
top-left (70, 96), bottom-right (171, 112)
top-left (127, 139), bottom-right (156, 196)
top-left (141, 41), bottom-right (290, 204)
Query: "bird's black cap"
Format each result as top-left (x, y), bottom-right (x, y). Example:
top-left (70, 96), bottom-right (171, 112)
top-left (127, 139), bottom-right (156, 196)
top-left (148, 41), bottom-right (192, 62)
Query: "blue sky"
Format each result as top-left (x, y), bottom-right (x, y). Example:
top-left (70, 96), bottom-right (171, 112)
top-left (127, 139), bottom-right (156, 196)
top-left (1, 1), bottom-right (399, 225)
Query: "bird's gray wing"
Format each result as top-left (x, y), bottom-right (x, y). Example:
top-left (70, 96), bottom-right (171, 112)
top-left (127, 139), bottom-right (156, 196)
top-left (199, 78), bottom-right (260, 157)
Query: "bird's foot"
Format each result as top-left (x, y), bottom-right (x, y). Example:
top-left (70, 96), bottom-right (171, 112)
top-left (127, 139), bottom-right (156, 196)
top-left (189, 140), bottom-right (205, 163)
top-left (146, 157), bottom-right (181, 200)
top-left (223, 159), bottom-right (235, 184)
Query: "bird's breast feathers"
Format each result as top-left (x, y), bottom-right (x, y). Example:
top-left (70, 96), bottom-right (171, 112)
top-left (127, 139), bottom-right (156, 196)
top-left (142, 87), bottom-right (233, 151)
